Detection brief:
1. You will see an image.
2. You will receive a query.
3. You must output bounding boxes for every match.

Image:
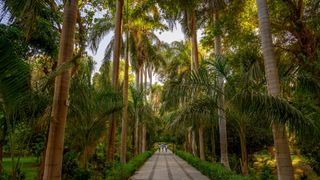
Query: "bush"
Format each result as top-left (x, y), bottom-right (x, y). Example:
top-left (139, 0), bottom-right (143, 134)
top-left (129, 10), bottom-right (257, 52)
top-left (259, 165), bottom-right (276, 180)
top-left (105, 151), bottom-right (153, 180)
top-left (175, 150), bottom-right (249, 180)
top-left (61, 152), bottom-right (92, 180)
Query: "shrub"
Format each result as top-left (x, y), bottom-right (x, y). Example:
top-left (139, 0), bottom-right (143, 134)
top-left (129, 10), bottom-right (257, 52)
top-left (259, 165), bottom-right (276, 180)
top-left (61, 152), bottom-right (92, 180)
top-left (176, 150), bottom-right (249, 180)
top-left (105, 151), bottom-right (153, 180)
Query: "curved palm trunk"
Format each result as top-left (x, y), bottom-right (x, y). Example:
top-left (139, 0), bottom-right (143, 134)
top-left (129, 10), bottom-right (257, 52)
top-left (199, 125), bottom-right (205, 160)
top-left (43, 1), bottom-right (78, 179)
top-left (256, 0), bottom-right (294, 179)
top-left (107, 0), bottom-right (124, 163)
top-left (214, 13), bottom-right (230, 169)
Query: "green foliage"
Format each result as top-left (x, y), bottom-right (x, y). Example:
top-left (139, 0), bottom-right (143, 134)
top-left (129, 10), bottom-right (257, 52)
top-left (105, 151), bottom-right (153, 180)
top-left (259, 165), bottom-right (276, 180)
top-left (2, 157), bottom-right (38, 180)
top-left (176, 150), bottom-right (248, 180)
top-left (61, 152), bottom-right (92, 180)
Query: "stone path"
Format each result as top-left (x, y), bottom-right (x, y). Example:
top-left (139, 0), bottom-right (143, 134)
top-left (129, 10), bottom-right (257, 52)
top-left (130, 150), bottom-right (210, 180)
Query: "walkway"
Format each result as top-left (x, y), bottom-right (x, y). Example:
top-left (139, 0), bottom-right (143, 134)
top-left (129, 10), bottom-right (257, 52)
top-left (130, 150), bottom-right (210, 180)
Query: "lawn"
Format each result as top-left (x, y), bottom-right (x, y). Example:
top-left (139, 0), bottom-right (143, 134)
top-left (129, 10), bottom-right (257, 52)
top-left (3, 157), bottom-right (39, 180)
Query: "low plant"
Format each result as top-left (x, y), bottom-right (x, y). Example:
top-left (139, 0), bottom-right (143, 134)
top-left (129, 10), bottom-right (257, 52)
top-left (105, 151), bottom-right (153, 180)
top-left (176, 150), bottom-right (249, 180)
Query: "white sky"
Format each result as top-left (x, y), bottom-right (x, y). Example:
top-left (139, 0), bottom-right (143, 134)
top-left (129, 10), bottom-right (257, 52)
top-left (86, 23), bottom-right (203, 73)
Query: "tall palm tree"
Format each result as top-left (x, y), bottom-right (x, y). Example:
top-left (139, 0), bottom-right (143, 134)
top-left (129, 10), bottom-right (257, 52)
top-left (256, 0), bottom-right (294, 179)
top-left (120, 0), bottom-right (129, 164)
top-left (107, 0), bottom-right (124, 163)
top-left (89, 0), bottom-right (164, 158)
top-left (214, 13), bottom-right (229, 168)
top-left (67, 58), bottom-right (123, 168)
top-left (43, 0), bottom-right (78, 179)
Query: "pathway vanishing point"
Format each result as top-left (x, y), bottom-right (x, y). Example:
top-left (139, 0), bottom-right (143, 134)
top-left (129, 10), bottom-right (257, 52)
top-left (130, 150), bottom-right (210, 180)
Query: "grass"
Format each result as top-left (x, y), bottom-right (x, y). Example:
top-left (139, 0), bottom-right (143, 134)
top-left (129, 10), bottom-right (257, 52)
top-left (2, 156), bottom-right (39, 180)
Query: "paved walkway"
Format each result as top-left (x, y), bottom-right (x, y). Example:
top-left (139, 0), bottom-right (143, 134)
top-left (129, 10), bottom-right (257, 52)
top-left (130, 150), bottom-right (210, 180)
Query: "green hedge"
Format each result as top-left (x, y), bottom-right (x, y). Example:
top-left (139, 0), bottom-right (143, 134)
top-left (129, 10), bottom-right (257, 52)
top-left (176, 151), bottom-right (249, 180)
top-left (105, 151), bottom-right (153, 180)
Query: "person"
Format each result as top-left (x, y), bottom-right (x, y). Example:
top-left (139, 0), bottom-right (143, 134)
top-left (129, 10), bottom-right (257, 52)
top-left (165, 144), bottom-right (168, 152)
top-left (161, 144), bottom-right (164, 152)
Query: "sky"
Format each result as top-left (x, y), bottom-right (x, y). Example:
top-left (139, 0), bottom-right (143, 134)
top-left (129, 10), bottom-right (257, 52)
top-left (86, 23), bottom-right (203, 73)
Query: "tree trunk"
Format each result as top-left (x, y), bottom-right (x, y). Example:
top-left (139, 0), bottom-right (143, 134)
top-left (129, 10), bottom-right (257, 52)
top-left (120, 28), bottom-right (129, 164)
top-left (192, 129), bottom-right (197, 156)
top-left (148, 68), bottom-right (152, 88)
top-left (256, 0), bottom-right (294, 179)
top-left (134, 68), bottom-right (140, 156)
top-left (190, 11), bottom-right (200, 158)
top-left (191, 12), bottom-right (199, 70)
top-left (38, 127), bottom-right (49, 180)
top-left (43, 1), bottom-right (78, 179)
top-left (107, 0), bottom-right (124, 163)
top-left (139, 125), bottom-right (142, 153)
top-left (211, 125), bottom-right (216, 162)
top-left (134, 108), bottom-right (139, 156)
top-left (199, 125), bottom-right (205, 160)
top-left (187, 130), bottom-right (192, 153)
top-left (141, 125), bottom-right (146, 152)
top-left (214, 13), bottom-right (230, 169)
top-left (0, 143), bottom-right (2, 173)
top-left (239, 126), bottom-right (248, 176)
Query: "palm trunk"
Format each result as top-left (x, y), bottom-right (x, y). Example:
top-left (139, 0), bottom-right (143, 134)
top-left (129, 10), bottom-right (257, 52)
top-left (148, 68), bottom-right (152, 88)
top-left (211, 125), bottom-right (216, 162)
top-left (141, 125), bottom-right (146, 152)
top-left (191, 12), bottom-right (199, 70)
top-left (134, 108), bottom-right (139, 156)
top-left (187, 130), bottom-right (192, 153)
top-left (139, 125), bottom-right (142, 153)
top-left (190, 11), bottom-right (200, 158)
top-left (214, 13), bottom-right (230, 169)
top-left (0, 143), bottom-right (3, 173)
top-left (192, 129), bottom-right (197, 156)
top-left (43, 1), bottom-right (78, 179)
top-left (256, 0), bottom-right (294, 179)
top-left (38, 127), bottom-right (49, 180)
top-left (134, 68), bottom-right (140, 156)
top-left (134, 66), bottom-right (142, 156)
top-left (239, 126), bottom-right (248, 176)
top-left (107, 0), bottom-right (124, 163)
top-left (199, 125), bottom-right (205, 160)
top-left (120, 29), bottom-right (129, 164)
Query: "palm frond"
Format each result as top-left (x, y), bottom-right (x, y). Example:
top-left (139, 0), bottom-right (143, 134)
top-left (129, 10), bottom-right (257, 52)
top-left (232, 92), bottom-right (319, 137)
top-left (88, 16), bottom-right (114, 54)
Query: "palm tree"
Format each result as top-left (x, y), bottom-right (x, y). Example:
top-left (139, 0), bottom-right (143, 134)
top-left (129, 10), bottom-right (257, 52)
top-left (214, 17), bottom-right (230, 168)
top-left (120, 0), bottom-right (129, 164)
top-left (164, 59), bottom-right (313, 176)
top-left (89, 0), bottom-right (164, 158)
top-left (67, 58), bottom-right (123, 168)
top-left (255, 0), bottom-right (294, 178)
top-left (106, 0), bottom-right (124, 163)
top-left (43, 0), bottom-right (78, 178)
